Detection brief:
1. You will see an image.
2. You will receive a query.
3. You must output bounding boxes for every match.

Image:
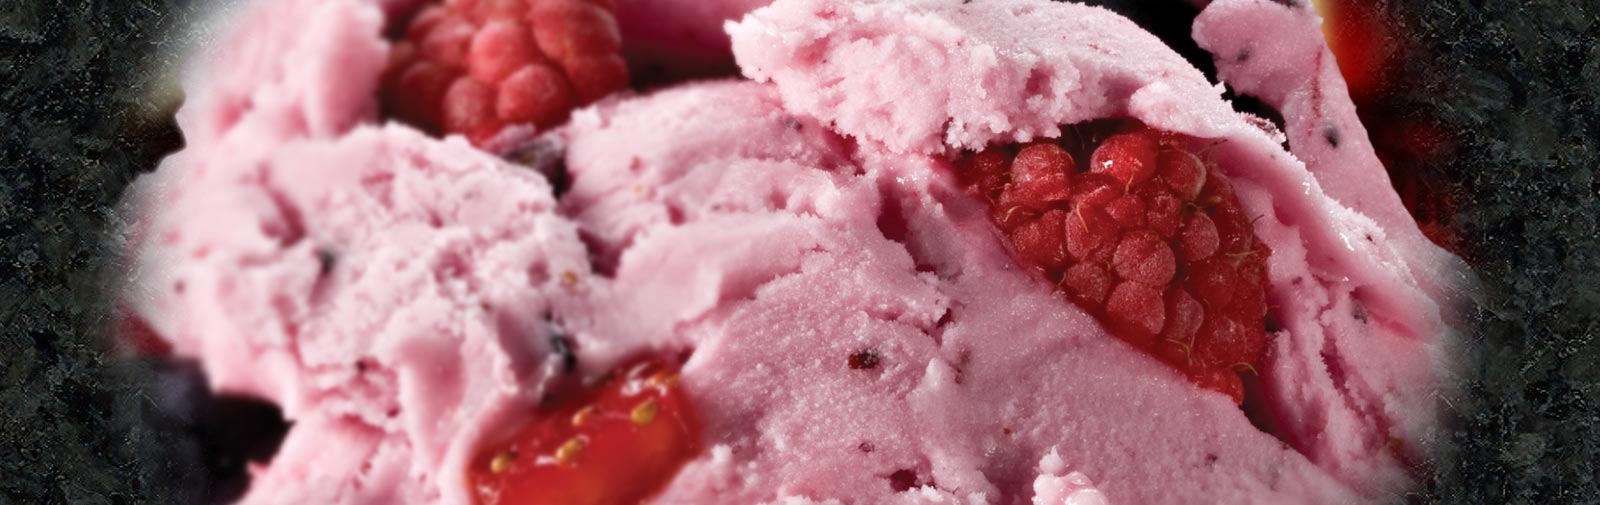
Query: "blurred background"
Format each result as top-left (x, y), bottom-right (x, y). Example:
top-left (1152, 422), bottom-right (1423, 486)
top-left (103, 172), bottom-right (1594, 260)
top-left (1, 0), bottom-right (1596, 503)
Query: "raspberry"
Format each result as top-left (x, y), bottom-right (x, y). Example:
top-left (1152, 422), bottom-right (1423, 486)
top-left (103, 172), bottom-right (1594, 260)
top-left (956, 148), bottom-right (1012, 202)
top-left (468, 356), bottom-right (698, 505)
top-left (1013, 209), bottom-right (1070, 273)
top-left (1111, 230), bottom-right (1176, 285)
top-left (957, 121), bottom-right (1274, 403)
top-left (1090, 129), bottom-right (1159, 188)
top-left (998, 143), bottom-right (1076, 211)
top-left (1105, 281), bottom-right (1166, 347)
top-left (382, 0), bottom-right (629, 144)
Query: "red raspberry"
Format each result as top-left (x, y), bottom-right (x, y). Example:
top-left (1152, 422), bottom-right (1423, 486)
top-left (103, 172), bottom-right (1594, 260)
top-left (382, 0), bottom-right (629, 144)
top-left (468, 356), bottom-right (698, 505)
top-left (998, 143), bottom-right (1076, 211)
top-left (1090, 129), bottom-right (1159, 188)
top-left (956, 121), bottom-right (1274, 404)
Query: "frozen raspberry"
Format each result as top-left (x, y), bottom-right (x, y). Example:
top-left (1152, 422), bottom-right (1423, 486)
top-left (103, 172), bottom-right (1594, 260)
top-left (998, 143), bottom-right (1075, 211)
top-left (1090, 129), bottom-right (1159, 188)
top-left (382, 0), bottom-right (629, 144)
top-left (468, 356), bottom-right (698, 505)
top-left (956, 121), bottom-right (1274, 403)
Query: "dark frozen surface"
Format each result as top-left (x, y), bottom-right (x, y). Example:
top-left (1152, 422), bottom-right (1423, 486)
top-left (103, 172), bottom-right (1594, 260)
top-left (1, 0), bottom-right (1598, 503)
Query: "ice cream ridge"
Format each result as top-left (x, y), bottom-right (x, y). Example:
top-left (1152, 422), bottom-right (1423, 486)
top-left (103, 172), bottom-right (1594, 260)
top-left (121, 0), bottom-right (1467, 503)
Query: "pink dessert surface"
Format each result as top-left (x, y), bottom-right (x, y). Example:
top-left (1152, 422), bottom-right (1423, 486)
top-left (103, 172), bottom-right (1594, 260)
top-left (123, 0), bottom-right (1464, 503)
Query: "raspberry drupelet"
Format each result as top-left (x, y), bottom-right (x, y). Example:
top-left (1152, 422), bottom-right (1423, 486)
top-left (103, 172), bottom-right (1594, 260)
top-left (382, 0), bottom-right (629, 144)
top-left (958, 121), bottom-right (1274, 403)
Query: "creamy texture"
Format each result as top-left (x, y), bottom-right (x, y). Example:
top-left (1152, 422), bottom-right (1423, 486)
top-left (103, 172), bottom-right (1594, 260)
top-left (727, 0), bottom-right (1233, 156)
top-left (1031, 449), bottom-right (1109, 505)
top-left (730, 0), bottom-right (1456, 497)
top-left (1192, 0), bottom-right (1467, 309)
top-left (125, 0), bottom-right (1461, 503)
top-left (126, 123), bottom-right (590, 504)
top-left (556, 79), bottom-right (1359, 504)
top-left (1192, 0), bottom-right (1471, 490)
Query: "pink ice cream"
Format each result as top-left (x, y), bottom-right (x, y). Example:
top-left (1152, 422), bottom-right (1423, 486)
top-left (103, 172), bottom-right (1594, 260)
top-left (124, 0), bottom-right (1462, 503)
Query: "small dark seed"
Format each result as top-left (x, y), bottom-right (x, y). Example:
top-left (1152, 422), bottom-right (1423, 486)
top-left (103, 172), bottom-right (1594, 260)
top-left (1323, 127), bottom-right (1342, 148)
top-left (317, 249), bottom-right (337, 275)
top-left (858, 442), bottom-right (875, 453)
top-left (548, 329), bottom-right (577, 374)
top-left (848, 349), bottom-right (881, 370)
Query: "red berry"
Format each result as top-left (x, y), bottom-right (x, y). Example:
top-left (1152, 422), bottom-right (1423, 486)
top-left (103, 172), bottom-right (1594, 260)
top-left (1064, 208), bottom-right (1117, 263)
top-left (497, 63), bottom-right (574, 129)
top-left (387, 59), bottom-right (456, 132)
top-left (955, 121), bottom-right (1273, 403)
top-left (1104, 194), bottom-right (1146, 228)
top-left (1090, 129), bottom-right (1159, 188)
top-left (1156, 147), bottom-right (1206, 200)
top-left (1161, 289), bottom-right (1204, 347)
top-left (563, 53), bottom-right (630, 104)
top-left (472, 0), bottom-right (526, 20)
top-left (382, 0), bottom-right (629, 144)
top-left (1144, 190), bottom-right (1182, 238)
top-left (1230, 257), bottom-right (1270, 322)
top-left (444, 77), bottom-right (501, 143)
top-left (1190, 367), bottom-right (1245, 404)
top-left (408, 5), bottom-right (449, 39)
top-left (1195, 316), bottom-right (1249, 366)
top-left (1012, 210), bottom-right (1070, 274)
top-left (1062, 262), bottom-right (1113, 308)
top-left (1069, 173), bottom-right (1124, 211)
top-left (1105, 281), bottom-right (1165, 347)
top-left (468, 20), bottom-right (542, 83)
top-left (958, 148), bottom-right (1012, 201)
top-left (531, 1), bottom-right (623, 66)
top-left (1186, 258), bottom-right (1238, 310)
top-left (1178, 213), bottom-right (1220, 261)
top-left (468, 356), bottom-right (698, 505)
top-left (1000, 143), bottom-right (1075, 209)
top-left (1111, 230), bottom-right (1176, 285)
top-left (420, 13), bottom-right (475, 67)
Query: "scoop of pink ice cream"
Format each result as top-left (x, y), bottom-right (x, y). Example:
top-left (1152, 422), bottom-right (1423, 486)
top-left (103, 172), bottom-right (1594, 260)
top-left (728, 0), bottom-right (1460, 497)
top-left (126, 123), bottom-right (590, 504)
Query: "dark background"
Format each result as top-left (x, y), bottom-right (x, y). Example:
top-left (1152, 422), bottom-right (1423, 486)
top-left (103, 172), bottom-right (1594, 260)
top-left (1, 0), bottom-right (1597, 503)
